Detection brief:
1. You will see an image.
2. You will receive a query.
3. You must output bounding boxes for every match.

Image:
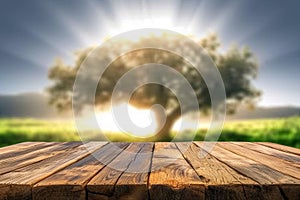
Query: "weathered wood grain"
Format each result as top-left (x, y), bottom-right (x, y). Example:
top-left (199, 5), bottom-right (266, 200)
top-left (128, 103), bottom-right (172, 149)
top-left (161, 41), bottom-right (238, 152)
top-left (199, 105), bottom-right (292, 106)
top-left (87, 143), bottom-right (147, 199)
top-left (258, 142), bottom-right (300, 156)
top-left (98, 142), bottom-right (153, 200)
top-left (0, 142), bottom-right (42, 154)
top-left (0, 142), bottom-right (82, 175)
top-left (236, 142), bottom-right (300, 163)
top-left (33, 143), bottom-right (128, 200)
top-left (195, 142), bottom-right (300, 200)
top-left (149, 142), bottom-right (205, 200)
top-left (177, 142), bottom-right (261, 200)
top-left (1, 142), bottom-right (300, 200)
top-left (0, 142), bottom-right (56, 161)
top-left (221, 142), bottom-right (300, 178)
top-left (219, 142), bottom-right (300, 199)
top-left (0, 142), bottom-right (106, 200)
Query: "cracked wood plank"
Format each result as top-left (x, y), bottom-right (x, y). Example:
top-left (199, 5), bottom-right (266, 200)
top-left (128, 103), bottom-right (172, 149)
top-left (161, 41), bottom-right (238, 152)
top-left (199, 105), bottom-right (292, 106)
top-left (0, 142), bottom-right (82, 175)
top-left (33, 143), bottom-right (128, 200)
top-left (195, 142), bottom-right (300, 200)
top-left (0, 142), bottom-right (106, 200)
top-left (222, 142), bottom-right (300, 179)
top-left (149, 142), bottom-right (205, 200)
top-left (1, 142), bottom-right (300, 200)
top-left (87, 143), bottom-right (146, 199)
top-left (177, 142), bottom-right (260, 200)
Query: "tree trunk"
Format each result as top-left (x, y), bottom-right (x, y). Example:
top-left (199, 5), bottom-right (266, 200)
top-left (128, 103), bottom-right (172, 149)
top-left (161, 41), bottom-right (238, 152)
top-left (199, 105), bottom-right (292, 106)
top-left (150, 107), bottom-right (181, 141)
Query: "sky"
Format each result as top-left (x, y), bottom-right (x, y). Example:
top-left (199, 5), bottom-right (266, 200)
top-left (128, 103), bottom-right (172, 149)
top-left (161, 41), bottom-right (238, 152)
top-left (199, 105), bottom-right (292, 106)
top-left (0, 0), bottom-right (299, 107)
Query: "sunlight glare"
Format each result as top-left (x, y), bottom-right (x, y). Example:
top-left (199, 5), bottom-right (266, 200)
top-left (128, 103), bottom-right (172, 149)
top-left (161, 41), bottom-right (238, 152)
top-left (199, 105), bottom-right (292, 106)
top-left (107, 17), bottom-right (188, 38)
top-left (96, 103), bottom-right (158, 137)
top-left (78, 103), bottom-right (210, 138)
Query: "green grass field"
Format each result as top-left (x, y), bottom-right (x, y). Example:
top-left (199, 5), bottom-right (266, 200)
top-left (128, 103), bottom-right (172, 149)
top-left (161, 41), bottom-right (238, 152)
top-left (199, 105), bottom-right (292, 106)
top-left (0, 117), bottom-right (299, 148)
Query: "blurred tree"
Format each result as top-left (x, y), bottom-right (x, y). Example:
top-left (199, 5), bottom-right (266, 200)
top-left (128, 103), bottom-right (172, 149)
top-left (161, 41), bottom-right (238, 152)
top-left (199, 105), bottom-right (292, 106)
top-left (47, 33), bottom-right (260, 141)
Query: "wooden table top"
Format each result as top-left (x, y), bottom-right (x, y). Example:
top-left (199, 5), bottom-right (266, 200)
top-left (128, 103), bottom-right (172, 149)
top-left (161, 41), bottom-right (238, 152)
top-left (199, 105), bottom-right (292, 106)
top-left (0, 142), bottom-right (299, 200)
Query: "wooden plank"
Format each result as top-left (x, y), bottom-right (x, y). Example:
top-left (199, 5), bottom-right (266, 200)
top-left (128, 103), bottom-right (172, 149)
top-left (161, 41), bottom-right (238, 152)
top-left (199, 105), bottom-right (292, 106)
top-left (87, 143), bottom-right (146, 199)
top-left (33, 143), bottom-right (129, 200)
top-left (88, 142), bottom-right (154, 200)
top-left (195, 142), bottom-right (300, 200)
top-left (0, 142), bottom-right (82, 175)
top-left (0, 142), bottom-right (43, 154)
top-left (0, 142), bottom-right (106, 200)
top-left (0, 142), bottom-right (56, 161)
top-left (1, 141), bottom-right (300, 199)
top-left (221, 142), bottom-right (300, 179)
top-left (195, 142), bottom-right (300, 184)
top-left (258, 142), bottom-right (300, 156)
top-left (148, 142), bottom-right (205, 200)
top-left (233, 142), bottom-right (300, 164)
top-left (176, 142), bottom-right (260, 200)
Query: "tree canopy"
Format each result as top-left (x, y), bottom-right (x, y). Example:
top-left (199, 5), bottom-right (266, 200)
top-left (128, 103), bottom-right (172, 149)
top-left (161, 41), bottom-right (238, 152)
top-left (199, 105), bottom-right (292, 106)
top-left (47, 33), bottom-right (260, 141)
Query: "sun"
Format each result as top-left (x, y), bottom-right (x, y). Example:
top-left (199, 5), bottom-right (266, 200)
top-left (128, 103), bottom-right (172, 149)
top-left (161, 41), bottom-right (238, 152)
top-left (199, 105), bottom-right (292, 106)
top-left (95, 103), bottom-right (158, 137)
top-left (77, 102), bottom-right (209, 138)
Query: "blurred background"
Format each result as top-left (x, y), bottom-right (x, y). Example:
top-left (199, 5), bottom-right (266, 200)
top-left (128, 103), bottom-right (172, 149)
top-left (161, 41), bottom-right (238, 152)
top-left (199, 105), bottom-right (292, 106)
top-left (0, 0), bottom-right (299, 147)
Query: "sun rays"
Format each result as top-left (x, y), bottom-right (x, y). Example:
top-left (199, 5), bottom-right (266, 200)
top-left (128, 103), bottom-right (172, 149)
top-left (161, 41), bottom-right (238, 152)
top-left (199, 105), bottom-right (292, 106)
top-left (2, 0), bottom-right (287, 72)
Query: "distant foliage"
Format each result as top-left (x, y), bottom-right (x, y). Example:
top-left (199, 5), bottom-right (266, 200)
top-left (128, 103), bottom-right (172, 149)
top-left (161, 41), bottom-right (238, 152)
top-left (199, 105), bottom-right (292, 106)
top-left (0, 118), bottom-right (299, 148)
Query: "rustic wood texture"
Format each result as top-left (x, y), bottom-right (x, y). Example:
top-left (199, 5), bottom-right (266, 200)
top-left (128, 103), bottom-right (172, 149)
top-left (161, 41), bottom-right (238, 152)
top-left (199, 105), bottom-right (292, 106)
top-left (87, 143), bottom-right (148, 199)
top-left (221, 142), bottom-right (300, 178)
top-left (0, 142), bottom-right (82, 175)
top-left (149, 142), bottom-right (205, 200)
top-left (258, 142), bottom-right (300, 156)
top-left (0, 142), bottom-right (105, 200)
top-left (195, 142), bottom-right (300, 200)
top-left (0, 142), bottom-right (45, 154)
top-left (33, 143), bottom-right (127, 200)
top-left (176, 142), bottom-right (260, 200)
top-left (0, 142), bottom-right (299, 200)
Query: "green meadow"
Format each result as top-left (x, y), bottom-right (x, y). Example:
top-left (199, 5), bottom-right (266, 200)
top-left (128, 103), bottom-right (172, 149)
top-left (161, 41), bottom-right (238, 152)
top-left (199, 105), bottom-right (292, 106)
top-left (0, 117), bottom-right (299, 148)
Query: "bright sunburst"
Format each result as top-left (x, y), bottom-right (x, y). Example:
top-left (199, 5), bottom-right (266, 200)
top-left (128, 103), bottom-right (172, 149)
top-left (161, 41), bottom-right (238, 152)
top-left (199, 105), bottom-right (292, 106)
top-left (96, 103), bottom-right (157, 137)
top-left (107, 18), bottom-right (188, 38)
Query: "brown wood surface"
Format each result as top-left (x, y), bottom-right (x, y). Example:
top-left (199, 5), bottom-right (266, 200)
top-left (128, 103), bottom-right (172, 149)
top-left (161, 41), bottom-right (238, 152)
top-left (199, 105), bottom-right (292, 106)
top-left (235, 142), bottom-right (300, 163)
top-left (33, 142), bottom-right (127, 200)
top-left (176, 142), bottom-right (260, 200)
top-left (0, 142), bottom-right (57, 161)
top-left (149, 142), bottom-right (205, 200)
top-left (258, 142), bottom-right (300, 156)
top-left (195, 142), bottom-right (300, 200)
top-left (0, 142), bottom-right (299, 200)
top-left (0, 142), bottom-right (105, 200)
top-left (222, 142), bottom-right (300, 178)
top-left (0, 142), bottom-right (82, 175)
top-left (87, 143), bottom-right (146, 199)
top-left (0, 142), bottom-right (44, 154)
